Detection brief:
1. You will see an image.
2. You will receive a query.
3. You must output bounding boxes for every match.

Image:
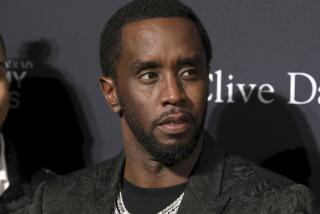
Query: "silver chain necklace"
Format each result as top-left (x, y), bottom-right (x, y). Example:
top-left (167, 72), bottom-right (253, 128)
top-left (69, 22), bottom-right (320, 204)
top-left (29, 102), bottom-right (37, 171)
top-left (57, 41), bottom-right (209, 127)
top-left (114, 188), bottom-right (184, 214)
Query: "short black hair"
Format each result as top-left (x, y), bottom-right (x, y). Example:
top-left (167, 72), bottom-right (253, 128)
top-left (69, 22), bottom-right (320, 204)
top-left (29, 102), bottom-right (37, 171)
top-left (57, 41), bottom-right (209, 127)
top-left (0, 33), bottom-right (6, 56)
top-left (100, 0), bottom-right (212, 79)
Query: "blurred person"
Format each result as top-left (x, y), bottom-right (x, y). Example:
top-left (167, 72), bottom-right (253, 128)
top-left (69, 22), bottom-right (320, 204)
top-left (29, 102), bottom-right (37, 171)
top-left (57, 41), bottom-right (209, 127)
top-left (0, 33), bottom-right (32, 213)
top-left (0, 33), bottom-right (56, 214)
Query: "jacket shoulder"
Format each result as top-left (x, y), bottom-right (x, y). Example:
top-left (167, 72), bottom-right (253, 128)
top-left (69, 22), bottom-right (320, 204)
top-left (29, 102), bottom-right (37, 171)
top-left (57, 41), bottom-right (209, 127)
top-left (222, 155), bottom-right (319, 213)
top-left (43, 156), bottom-right (118, 194)
top-left (222, 154), bottom-right (294, 194)
top-left (30, 154), bottom-right (123, 213)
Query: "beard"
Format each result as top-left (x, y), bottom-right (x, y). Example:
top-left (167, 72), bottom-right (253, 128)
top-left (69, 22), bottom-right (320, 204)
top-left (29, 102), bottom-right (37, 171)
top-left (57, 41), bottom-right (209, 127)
top-left (119, 99), bottom-right (203, 167)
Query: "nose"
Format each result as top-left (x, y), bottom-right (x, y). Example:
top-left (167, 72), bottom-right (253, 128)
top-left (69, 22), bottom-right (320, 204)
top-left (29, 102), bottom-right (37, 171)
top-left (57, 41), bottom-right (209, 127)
top-left (160, 73), bottom-right (187, 107)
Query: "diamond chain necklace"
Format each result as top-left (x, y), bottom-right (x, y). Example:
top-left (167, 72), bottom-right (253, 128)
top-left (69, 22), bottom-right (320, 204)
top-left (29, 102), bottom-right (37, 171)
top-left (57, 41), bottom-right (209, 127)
top-left (114, 189), bottom-right (184, 214)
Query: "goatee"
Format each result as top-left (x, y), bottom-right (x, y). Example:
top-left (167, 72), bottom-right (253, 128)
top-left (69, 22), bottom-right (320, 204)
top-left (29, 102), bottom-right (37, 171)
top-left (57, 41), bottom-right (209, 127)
top-left (121, 105), bottom-right (201, 167)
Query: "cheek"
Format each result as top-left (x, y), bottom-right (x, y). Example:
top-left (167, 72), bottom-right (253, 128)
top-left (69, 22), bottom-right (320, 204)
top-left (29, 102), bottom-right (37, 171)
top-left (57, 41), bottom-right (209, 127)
top-left (125, 81), bottom-right (153, 106)
top-left (120, 82), bottom-right (156, 121)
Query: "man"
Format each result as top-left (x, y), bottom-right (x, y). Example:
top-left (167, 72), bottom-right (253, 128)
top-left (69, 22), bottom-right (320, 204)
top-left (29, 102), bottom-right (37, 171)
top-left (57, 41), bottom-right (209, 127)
top-left (0, 34), bottom-right (32, 213)
top-left (31, 0), bottom-right (319, 213)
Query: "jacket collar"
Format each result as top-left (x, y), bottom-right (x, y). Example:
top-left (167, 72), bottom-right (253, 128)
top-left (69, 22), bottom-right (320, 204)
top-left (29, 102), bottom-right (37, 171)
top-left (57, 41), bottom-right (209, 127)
top-left (95, 131), bottom-right (230, 214)
top-left (95, 151), bottom-right (125, 213)
top-left (1, 138), bottom-right (28, 201)
top-left (0, 137), bottom-right (31, 213)
top-left (177, 132), bottom-right (230, 214)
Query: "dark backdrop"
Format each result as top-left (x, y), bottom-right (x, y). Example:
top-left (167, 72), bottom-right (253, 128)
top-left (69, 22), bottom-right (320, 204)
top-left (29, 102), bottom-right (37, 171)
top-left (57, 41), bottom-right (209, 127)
top-left (1, 0), bottom-right (320, 195)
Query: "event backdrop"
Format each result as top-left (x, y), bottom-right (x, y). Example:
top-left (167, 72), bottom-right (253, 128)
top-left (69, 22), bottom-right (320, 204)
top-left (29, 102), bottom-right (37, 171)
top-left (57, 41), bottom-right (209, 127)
top-left (1, 0), bottom-right (320, 195)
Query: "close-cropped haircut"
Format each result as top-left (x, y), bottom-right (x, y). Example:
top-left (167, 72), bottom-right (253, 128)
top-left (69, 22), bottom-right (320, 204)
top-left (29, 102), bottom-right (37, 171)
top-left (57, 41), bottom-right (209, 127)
top-left (100, 0), bottom-right (212, 79)
top-left (0, 33), bottom-right (6, 56)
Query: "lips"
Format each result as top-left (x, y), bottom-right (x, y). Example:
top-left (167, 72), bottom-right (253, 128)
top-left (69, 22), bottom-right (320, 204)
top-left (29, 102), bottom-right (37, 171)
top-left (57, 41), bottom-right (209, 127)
top-left (156, 113), bottom-right (192, 135)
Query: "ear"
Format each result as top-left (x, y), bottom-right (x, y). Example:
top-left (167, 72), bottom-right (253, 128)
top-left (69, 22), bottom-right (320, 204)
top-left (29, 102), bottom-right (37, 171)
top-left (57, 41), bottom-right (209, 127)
top-left (99, 76), bottom-right (120, 113)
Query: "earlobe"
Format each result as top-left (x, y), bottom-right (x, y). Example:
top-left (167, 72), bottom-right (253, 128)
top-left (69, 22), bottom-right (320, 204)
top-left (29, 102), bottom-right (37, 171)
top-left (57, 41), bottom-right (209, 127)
top-left (99, 76), bottom-right (120, 113)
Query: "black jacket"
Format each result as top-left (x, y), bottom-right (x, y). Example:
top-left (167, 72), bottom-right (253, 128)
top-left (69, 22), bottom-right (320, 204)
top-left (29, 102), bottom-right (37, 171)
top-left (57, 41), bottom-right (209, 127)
top-left (0, 139), bottom-right (31, 214)
top-left (30, 133), bottom-right (319, 213)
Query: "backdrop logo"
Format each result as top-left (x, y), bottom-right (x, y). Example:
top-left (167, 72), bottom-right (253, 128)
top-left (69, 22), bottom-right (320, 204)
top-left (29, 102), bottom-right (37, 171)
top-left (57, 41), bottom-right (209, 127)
top-left (208, 70), bottom-right (320, 105)
top-left (5, 59), bottom-right (32, 109)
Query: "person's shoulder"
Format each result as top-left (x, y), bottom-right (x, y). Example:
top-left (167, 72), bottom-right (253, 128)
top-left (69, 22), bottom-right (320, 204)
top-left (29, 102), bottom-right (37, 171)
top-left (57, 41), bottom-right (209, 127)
top-left (36, 153), bottom-right (122, 199)
top-left (222, 154), bottom-right (319, 212)
top-left (44, 154), bottom-right (120, 192)
top-left (30, 154), bottom-right (123, 213)
top-left (223, 154), bottom-right (294, 191)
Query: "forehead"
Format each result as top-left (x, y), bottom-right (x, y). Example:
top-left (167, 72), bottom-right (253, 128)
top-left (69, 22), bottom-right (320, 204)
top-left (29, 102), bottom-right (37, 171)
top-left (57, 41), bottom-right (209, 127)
top-left (121, 17), bottom-right (199, 38)
top-left (120, 17), bottom-right (205, 60)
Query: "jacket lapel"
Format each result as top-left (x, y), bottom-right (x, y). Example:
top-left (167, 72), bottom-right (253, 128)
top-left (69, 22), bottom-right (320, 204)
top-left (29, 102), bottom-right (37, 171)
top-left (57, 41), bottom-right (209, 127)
top-left (2, 139), bottom-right (24, 200)
top-left (178, 133), bottom-right (230, 214)
top-left (90, 132), bottom-right (231, 214)
top-left (94, 152), bottom-right (125, 214)
top-left (1, 138), bottom-right (31, 212)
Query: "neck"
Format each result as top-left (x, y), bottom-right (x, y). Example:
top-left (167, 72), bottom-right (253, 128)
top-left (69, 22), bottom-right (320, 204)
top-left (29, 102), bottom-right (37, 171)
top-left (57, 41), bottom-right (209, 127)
top-left (121, 122), bottom-right (202, 188)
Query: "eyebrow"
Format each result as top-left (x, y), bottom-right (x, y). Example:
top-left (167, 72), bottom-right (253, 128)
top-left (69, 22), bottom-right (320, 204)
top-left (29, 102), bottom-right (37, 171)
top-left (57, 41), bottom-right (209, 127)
top-left (176, 55), bottom-right (203, 68)
top-left (130, 60), bottom-right (162, 73)
top-left (130, 54), bottom-right (204, 73)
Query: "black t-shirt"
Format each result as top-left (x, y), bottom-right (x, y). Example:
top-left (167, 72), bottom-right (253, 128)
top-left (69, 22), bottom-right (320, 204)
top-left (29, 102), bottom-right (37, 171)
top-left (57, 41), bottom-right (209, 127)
top-left (121, 178), bottom-right (187, 214)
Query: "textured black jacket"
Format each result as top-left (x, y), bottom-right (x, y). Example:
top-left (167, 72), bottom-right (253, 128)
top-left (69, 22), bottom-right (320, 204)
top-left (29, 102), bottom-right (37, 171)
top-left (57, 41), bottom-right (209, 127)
top-left (29, 133), bottom-right (319, 213)
top-left (0, 139), bottom-right (31, 214)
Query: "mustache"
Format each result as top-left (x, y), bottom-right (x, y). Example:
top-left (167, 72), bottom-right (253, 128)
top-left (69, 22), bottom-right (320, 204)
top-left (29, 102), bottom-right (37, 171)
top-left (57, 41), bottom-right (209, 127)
top-left (152, 107), bottom-right (196, 127)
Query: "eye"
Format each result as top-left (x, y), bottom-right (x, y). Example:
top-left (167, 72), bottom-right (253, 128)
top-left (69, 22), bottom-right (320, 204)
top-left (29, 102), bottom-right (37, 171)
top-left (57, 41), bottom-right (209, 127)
top-left (179, 68), bottom-right (197, 80)
top-left (139, 71), bottom-right (159, 83)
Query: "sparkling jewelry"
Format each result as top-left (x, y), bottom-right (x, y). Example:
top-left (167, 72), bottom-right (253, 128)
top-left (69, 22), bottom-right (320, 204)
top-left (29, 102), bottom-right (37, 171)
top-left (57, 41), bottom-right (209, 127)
top-left (114, 188), bottom-right (184, 214)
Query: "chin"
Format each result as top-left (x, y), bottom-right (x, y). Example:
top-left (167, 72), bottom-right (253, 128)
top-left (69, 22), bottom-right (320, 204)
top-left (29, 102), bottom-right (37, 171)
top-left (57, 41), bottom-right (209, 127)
top-left (157, 135), bottom-right (192, 146)
top-left (145, 134), bottom-right (198, 167)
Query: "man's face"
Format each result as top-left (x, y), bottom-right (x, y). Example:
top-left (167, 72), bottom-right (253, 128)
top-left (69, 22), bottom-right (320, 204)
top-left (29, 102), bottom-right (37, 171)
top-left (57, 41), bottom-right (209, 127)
top-left (115, 17), bottom-right (208, 166)
top-left (0, 45), bottom-right (9, 128)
